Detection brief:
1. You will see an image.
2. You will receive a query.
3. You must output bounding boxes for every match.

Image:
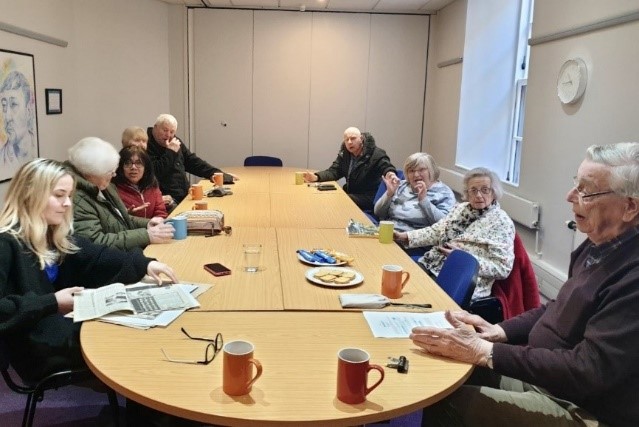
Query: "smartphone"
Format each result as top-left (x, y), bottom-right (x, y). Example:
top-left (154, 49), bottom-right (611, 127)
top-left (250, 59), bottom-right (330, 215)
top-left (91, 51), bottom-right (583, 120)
top-left (318, 184), bottom-right (337, 191)
top-left (204, 263), bottom-right (232, 276)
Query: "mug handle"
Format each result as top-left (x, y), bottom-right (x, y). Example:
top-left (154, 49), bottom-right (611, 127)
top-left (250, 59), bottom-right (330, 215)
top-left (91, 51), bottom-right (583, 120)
top-left (365, 364), bottom-right (385, 396)
top-left (246, 358), bottom-right (263, 389)
top-left (400, 271), bottom-right (410, 289)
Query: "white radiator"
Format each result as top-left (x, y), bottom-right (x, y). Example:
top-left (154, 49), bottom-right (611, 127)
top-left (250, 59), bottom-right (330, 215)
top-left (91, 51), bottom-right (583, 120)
top-left (439, 168), bottom-right (540, 229)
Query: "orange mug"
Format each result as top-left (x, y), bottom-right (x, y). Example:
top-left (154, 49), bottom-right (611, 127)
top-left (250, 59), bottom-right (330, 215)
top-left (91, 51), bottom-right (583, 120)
top-left (336, 348), bottom-right (384, 404)
top-left (190, 184), bottom-right (203, 200)
top-left (223, 341), bottom-right (263, 396)
top-left (213, 172), bottom-right (224, 187)
top-left (192, 201), bottom-right (208, 210)
top-left (381, 265), bottom-right (410, 299)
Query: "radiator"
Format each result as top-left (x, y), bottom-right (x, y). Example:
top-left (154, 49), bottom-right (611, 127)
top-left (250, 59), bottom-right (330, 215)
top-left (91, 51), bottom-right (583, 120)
top-left (439, 168), bottom-right (540, 229)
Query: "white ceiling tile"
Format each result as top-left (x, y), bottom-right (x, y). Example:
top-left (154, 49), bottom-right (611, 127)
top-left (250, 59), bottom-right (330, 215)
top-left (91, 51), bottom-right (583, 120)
top-left (326, 0), bottom-right (378, 12)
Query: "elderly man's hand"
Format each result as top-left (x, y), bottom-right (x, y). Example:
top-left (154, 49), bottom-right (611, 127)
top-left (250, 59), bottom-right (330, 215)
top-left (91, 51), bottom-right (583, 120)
top-left (448, 310), bottom-right (508, 342)
top-left (165, 137), bottom-right (181, 152)
top-left (147, 222), bottom-right (175, 244)
top-left (410, 310), bottom-right (493, 366)
top-left (303, 171), bottom-right (318, 183)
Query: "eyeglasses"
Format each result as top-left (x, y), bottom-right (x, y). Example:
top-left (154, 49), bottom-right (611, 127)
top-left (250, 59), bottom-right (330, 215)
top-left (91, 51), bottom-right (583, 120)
top-left (572, 177), bottom-right (615, 202)
top-left (123, 160), bottom-right (144, 168)
top-left (467, 187), bottom-right (492, 196)
top-left (408, 167), bottom-right (429, 176)
top-left (161, 328), bottom-right (223, 365)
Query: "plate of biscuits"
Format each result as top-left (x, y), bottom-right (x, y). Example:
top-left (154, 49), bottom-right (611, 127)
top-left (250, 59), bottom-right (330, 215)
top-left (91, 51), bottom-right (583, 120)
top-left (305, 267), bottom-right (364, 288)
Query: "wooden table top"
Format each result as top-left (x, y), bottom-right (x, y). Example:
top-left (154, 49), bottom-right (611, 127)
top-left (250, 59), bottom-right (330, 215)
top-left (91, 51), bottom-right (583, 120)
top-left (277, 228), bottom-right (456, 311)
top-left (81, 311), bottom-right (472, 427)
top-left (81, 166), bottom-right (470, 426)
top-left (144, 227), bottom-right (283, 311)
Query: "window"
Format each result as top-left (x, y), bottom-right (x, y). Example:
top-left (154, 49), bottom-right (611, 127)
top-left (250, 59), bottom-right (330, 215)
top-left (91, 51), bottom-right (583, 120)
top-left (455, 0), bottom-right (534, 186)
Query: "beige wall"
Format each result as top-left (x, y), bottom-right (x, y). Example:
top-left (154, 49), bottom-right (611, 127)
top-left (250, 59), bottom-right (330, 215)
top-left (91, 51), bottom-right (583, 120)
top-left (0, 0), bottom-right (171, 200)
top-left (424, 0), bottom-right (639, 291)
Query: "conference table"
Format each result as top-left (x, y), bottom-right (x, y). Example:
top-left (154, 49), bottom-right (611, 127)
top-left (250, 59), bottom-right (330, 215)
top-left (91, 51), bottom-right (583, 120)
top-left (81, 167), bottom-right (473, 426)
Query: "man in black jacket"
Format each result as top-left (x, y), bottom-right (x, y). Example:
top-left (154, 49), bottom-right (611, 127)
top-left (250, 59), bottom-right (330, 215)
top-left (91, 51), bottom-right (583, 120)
top-left (303, 126), bottom-right (398, 211)
top-left (146, 114), bottom-right (237, 203)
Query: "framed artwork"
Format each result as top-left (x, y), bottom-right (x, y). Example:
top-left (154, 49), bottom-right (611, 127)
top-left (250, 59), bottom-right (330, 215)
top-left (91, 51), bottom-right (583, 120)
top-left (0, 48), bottom-right (39, 182)
top-left (45, 88), bottom-right (62, 114)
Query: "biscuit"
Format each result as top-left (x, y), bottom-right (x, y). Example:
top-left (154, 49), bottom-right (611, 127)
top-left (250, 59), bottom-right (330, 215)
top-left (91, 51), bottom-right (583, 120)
top-left (319, 274), bottom-right (337, 282)
top-left (340, 271), bottom-right (356, 279)
top-left (313, 269), bottom-right (332, 278)
top-left (333, 276), bottom-right (352, 284)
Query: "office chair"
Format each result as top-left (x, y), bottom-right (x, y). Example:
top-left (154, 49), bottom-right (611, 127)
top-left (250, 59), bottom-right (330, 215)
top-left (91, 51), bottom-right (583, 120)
top-left (243, 155), bottom-right (283, 167)
top-left (435, 250), bottom-right (479, 308)
top-left (468, 233), bottom-right (541, 324)
top-left (1, 338), bottom-right (120, 427)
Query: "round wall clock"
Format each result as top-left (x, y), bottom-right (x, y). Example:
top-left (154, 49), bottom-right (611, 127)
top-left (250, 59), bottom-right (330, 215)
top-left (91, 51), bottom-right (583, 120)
top-left (557, 58), bottom-right (588, 105)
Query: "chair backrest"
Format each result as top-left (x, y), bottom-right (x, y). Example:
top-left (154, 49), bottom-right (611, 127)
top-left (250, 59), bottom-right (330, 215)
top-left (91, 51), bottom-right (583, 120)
top-left (435, 250), bottom-right (479, 308)
top-left (243, 155), bottom-right (283, 167)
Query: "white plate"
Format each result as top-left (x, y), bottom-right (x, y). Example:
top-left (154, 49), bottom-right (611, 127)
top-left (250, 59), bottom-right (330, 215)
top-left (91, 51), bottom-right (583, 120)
top-left (305, 267), bottom-right (364, 288)
top-left (297, 252), bottom-right (347, 267)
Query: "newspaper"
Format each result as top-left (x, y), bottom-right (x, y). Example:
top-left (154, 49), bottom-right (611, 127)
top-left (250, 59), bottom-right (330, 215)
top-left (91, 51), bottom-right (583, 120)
top-left (73, 282), bottom-right (201, 323)
top-left (346, 219), bottom-right (379, 238)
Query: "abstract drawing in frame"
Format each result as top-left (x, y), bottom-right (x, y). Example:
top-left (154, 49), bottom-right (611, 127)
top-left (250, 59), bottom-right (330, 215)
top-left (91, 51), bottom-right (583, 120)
top-left (0, 48), bottom-right (39, 182)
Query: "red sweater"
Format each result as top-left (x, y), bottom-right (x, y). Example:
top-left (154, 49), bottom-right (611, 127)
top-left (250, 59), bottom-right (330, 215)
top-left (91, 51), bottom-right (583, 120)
top-left (115, 182), bottom-right (167, 219)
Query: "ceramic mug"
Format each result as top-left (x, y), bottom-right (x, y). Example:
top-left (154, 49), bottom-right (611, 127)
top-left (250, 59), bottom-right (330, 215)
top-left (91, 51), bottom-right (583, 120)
top-left (295, 171), bottom-right (304, 185)
top-left (223, 340), bottom-right (263, 396)
top-left (190, 184), bottom-right (203, 200)
top-left (381, 264), bottom-right (410, 299)
top-left (336, 348), bottom-right (384, 404)
top-left (192, 201), bottom-right (208, 210)
top-left (213, 172), bottom-right (224, 187)
top-left (378, 221), bottom-right (394, 244)
top-left (165, 215), bottom-right (187, 240)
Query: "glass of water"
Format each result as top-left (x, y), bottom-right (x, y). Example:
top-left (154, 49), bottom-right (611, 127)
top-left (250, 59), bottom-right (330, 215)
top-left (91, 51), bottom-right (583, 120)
top-left (243, 244), bottom-right (262, 273)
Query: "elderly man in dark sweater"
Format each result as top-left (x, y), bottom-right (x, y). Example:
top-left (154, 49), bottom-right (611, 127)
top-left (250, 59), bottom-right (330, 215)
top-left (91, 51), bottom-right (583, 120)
top-left (410, 142), bottom-right (639, 427)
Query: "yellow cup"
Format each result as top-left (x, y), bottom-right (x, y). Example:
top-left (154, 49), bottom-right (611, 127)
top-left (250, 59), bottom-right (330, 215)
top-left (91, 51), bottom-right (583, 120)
top-left (295, 171), bottom-right (304, 185)
top-left (378, 221), bottom-right (394, 244)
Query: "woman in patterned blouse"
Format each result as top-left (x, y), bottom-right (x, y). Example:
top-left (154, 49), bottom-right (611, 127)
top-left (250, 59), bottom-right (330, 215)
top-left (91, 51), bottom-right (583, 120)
top-left (394, 167), bottom-right (515, 301)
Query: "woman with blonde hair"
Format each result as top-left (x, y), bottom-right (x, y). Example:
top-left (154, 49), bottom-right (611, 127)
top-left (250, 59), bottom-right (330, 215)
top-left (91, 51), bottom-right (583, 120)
top-left (0, 158), bottom-right (177, 382)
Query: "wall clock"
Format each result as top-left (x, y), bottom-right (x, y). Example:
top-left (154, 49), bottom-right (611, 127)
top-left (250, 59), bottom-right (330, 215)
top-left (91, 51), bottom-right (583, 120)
top-left (557, 58), bottom-right (588, 105)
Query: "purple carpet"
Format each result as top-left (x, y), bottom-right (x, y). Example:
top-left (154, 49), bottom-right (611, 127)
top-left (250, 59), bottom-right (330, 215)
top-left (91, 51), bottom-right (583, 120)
top-left (0, 367), bottom-right (124, 427)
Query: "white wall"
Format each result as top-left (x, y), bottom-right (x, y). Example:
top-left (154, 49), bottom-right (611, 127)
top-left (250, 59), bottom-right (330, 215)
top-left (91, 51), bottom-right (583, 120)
top-left (425, 0), bottom-right (639, 295)
top-left (0, 0), bottom-right (171, 200)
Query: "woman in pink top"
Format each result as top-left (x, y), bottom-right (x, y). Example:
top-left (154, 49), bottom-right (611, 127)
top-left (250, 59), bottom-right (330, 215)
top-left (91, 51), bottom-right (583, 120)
top-left (113, 146), bottom-right (167, 219)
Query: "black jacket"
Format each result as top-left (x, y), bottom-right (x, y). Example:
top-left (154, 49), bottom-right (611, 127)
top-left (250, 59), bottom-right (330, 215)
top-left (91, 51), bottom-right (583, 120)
top-left (315, 133), bottom-right (396, 210)
top-left (146, 128), bottom-right (224, 203)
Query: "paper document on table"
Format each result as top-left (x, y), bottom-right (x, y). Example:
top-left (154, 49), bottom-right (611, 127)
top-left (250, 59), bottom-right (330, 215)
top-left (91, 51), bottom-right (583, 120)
top-left (73, 282), bottom-right (200, 323)
top-left (363, 311), bottom-right (453, 338)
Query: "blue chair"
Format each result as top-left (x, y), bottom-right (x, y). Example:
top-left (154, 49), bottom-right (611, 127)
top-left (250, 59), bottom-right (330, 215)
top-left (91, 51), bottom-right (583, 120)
top-left (435, 250), bottom-right (478, 308)
top-left (364, 170), bottom-right (406, 224)
top-left (1, 338), bottom-right (121, 427)
top-left (243, 156), bottom-right (283, 167)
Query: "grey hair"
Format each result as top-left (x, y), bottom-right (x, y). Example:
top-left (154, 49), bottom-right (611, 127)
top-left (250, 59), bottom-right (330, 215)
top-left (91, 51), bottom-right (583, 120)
top-left (403, 152), bottom-right (440, 181)
top-left (68, 137), bottom-right (119, 176)
top-left (154, 113), bottom-right (178, 129)
top-left (586, 142), bottom-right (639, 198)
top-left (463, 167), bottom-right (503, 200)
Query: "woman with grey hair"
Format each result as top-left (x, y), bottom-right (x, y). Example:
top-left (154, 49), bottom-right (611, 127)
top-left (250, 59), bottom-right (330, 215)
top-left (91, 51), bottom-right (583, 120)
top-left (374, 152), bottom-right (456, 231)
top-left (395, 167), bottom-right (515, 301)
top-left (64, 137), bottom-right (174, 251)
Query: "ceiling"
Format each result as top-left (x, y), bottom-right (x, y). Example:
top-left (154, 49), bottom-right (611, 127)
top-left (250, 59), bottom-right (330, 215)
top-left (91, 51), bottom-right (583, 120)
top-left (157, 0), bottom-right (456, 15)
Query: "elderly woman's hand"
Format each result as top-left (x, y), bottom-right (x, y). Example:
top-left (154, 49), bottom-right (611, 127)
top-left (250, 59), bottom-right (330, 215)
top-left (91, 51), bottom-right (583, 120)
top-left (147, 222), bottom-right (175, 244)
top-left (410, 310), bottom-right (493, 366)
top-left (382, 173), bottom-right (400, 196)
top-left (146, 261), bottom-right (178, 284)
top-left (394, 231), bottom-right (409, 245)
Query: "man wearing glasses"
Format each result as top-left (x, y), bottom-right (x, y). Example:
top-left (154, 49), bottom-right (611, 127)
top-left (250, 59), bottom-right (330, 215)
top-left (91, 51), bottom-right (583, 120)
top-left (411, 143), bottom-right (639, 426)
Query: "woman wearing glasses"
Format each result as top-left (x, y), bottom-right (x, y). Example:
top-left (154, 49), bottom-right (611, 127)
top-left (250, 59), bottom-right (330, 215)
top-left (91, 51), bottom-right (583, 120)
top-left (374, 152), bottom-right (456, 231)
top-left (114, 146), bottom-right (168, 219)
top-left (395, 167), bottom-right (515, 302)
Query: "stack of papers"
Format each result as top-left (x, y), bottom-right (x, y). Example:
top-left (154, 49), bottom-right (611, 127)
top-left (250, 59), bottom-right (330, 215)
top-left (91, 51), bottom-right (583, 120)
top-left (362, 311), bottom-right (453, 338)
top-left (72, 282), bottom-right (211, 329)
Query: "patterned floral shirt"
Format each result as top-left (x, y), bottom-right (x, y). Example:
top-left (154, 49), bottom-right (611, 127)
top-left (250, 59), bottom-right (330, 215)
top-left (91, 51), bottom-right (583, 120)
top-left (406, 201), bottom-right (515, 300)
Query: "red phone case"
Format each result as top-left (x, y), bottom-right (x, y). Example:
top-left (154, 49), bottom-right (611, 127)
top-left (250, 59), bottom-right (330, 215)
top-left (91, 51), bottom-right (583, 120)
top-left (204, 263), bottom-right (232, 276)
